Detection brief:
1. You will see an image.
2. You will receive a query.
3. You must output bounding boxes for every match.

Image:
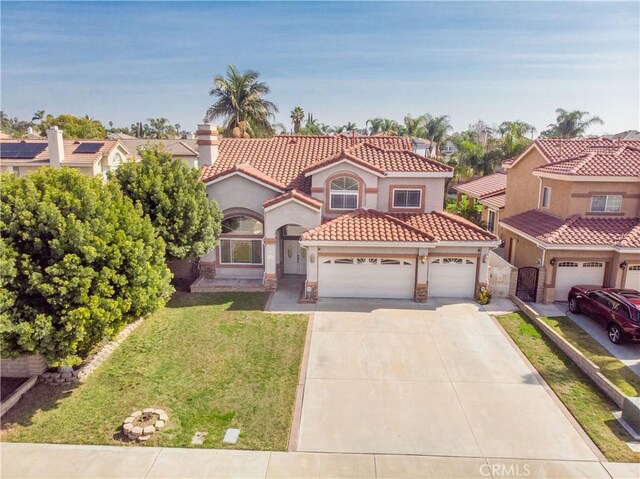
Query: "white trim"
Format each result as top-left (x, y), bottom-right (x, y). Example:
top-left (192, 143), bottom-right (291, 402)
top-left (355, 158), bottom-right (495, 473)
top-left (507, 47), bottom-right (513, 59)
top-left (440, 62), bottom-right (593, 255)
top-left (204, 171), bottom-right (284, 192)
top-left (533, 171), bottom-right (640, 182)
top-left (590, 194), bottom-right (622, 213)
top-left (500, 222), bottom-right (640, 253)
top-left (436, 241), bottom-right (501, 248)
top-left (392, 188), bottom-right (422, 209)
top-left (264, 197), bottom-right (322, 213)
top-left (385, 171), bottom-right (453, 178)
top-left (304, 158), bottom-right (385, 178)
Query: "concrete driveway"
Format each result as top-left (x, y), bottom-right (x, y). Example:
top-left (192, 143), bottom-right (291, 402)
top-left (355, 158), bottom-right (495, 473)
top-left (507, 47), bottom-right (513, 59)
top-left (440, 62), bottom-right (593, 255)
top-left (296, 299), bottom-right (599, 461)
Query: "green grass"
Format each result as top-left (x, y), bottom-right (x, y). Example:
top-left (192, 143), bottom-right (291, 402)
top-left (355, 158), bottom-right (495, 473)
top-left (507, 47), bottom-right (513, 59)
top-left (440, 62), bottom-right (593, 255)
top-left (541, 316), bottom-right (640, 397)
top-left (496, 312), bottom-right (640, 463)
top-left (1, 292), bottom-right (308, 451)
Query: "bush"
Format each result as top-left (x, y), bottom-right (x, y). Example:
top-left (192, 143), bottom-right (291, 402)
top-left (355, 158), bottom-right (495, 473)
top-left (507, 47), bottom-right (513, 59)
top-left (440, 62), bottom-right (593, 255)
top-left (476, 287), bottom-right (492, 305)
top-left (112, 145), bottom-right (222, 260)
top-left (0, 168), bottom-right (173, 366)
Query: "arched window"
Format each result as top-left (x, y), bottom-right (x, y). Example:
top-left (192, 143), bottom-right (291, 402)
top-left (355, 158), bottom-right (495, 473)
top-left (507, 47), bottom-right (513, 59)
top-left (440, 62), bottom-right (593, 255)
top-left (329, 176), bottom-right (359, 210)
top-left (219, 215), bottom-right (263, 265)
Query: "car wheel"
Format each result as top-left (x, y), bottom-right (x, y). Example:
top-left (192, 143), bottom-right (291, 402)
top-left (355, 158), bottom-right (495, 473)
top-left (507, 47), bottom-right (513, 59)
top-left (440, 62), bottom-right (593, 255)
top-left (568, 298), bottom-right (580, 313)
top-left (608, 324), bottom-right (622, 344)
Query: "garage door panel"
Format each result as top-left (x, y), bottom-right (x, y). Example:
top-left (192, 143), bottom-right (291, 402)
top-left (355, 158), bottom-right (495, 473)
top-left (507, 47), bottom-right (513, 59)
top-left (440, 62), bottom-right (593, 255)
top-left (318, 257), bottom-right (415, 299)
top-left (624, 265), bottom-right (640, 290)
top-left (554, 261), bottom-right (605, 301)
top-left (428, 257), bottom-right (477, 298)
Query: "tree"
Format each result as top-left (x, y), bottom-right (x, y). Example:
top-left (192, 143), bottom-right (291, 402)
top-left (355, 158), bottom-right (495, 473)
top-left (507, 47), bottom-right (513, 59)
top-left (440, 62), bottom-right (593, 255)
top-left (424, 114), bottom-right (452, 156)
top-left (112, 145), bottom-right (222, 260)
top-left (0, 169), bottom-right (172, 366)
top-left (497, 121), bottom-right (535, 158)
top-left (32, 110), bottom-right (45, 123)
top-left (343, 122), bottom-right (358, 132)
top-left (403, 115), bottom-right (425, 138)
top-left (450, 131), bottom-right (504, 176)
top-left (206, 64), bottom-right (278, 138)
top-left (147, 117), bottom-right (170, 139)
top-left (446, 194), bottom-right (484, 227)
top-left (290, 107), bottom-right (304, 133)
top-left (541, 108), bottom-right (603, 138)
top-left (38, 114), bottom-right (106, 139)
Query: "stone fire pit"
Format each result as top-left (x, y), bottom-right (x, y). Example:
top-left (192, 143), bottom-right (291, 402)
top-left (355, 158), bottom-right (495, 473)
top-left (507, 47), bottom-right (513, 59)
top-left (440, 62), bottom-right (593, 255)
top-left (123, 408), bottom-right (168, 442)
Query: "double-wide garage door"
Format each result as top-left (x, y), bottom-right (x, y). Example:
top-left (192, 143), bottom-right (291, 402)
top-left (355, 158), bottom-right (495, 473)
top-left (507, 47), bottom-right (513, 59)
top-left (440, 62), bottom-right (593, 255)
top-left (317, 255), bottom-right (478, 299)
top-left (554, 261), bottom-right (605, 301)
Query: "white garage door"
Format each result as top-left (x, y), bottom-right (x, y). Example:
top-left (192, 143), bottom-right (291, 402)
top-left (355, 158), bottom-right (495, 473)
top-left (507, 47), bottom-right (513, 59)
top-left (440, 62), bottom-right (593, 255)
top-left (318, 257), bottom-right (415, 299)
top-left (428, 257), bottom-right (477, 297)
top-left (554, 261), bottom-right (605, 301)
top-left (624, 265), bottom-right (640, 290)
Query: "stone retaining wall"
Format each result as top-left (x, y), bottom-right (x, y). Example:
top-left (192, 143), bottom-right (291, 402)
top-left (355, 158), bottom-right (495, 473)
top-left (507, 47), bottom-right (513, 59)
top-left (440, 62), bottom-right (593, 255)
top-left (1, 355), bottom-right (47, 378)
top-left (510, 295), bottom-right (626, 408)
top-left (40, 318), bottom-right (143, 386)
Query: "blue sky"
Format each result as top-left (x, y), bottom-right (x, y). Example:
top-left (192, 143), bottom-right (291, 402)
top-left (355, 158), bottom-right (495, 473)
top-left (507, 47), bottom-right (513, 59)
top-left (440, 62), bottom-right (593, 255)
top-left (1, 1), bottom-right (638, 134)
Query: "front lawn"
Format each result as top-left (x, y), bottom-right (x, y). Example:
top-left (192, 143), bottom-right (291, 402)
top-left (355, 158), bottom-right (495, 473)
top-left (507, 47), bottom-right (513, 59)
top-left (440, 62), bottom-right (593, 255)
top-left (496, 312), bottom-right (640, 463)
top-left (1, 292), bottom-right (308, 451)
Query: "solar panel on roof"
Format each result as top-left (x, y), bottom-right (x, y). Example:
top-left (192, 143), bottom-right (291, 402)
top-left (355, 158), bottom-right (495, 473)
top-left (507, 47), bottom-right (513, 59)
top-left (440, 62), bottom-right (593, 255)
top-left (0, 142), bottom-right (47, 159)
top-left (73, 142), bottom-right (104, 154)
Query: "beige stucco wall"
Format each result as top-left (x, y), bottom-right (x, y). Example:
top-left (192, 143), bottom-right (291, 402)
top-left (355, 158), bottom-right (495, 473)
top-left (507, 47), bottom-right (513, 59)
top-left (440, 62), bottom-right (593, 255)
top-left (264, 201), bottom-right (321, 238)
top-left (377, 177), bottom-right (446, 213)
top-left (540, 178), bottom-right (640, 218)
top-left (206, 175), bottom-right (277, 214)
top-left (504, 148), bottom-right (547, 217)
top-left (309, 163), bottom-right (380, 214)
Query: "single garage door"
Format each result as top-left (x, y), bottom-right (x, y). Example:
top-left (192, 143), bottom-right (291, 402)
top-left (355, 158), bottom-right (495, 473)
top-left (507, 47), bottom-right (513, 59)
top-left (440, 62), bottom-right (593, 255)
top-left (624, 265), bottom-right (640, 290)
top-left (318, 257), bottom-right (415, 299)
top-left (554, 261), bottom-right (605, 301)
top-left (428, 257), bottom-right (477, 297)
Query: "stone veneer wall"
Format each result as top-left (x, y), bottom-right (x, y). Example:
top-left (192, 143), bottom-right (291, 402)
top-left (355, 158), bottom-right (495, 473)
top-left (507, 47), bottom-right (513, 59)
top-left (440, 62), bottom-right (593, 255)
top-left (1, 355), bottom-right (47, 378)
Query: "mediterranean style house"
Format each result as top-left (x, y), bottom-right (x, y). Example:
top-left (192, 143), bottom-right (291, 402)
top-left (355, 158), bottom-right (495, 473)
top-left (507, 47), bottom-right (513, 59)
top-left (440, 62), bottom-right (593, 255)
top-left (0, 127), bottom-right (130, 177)
top-left (193, 123), bottom-right (499, 302)
top-left (499, 137), bottom-right (640, 303)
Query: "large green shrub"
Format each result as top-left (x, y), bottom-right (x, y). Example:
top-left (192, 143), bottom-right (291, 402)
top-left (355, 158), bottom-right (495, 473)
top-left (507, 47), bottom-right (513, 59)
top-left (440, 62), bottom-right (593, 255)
top-left (0, 168), bottom-right (173, 365)
top-left (112, 145), bottom-right (222, 260)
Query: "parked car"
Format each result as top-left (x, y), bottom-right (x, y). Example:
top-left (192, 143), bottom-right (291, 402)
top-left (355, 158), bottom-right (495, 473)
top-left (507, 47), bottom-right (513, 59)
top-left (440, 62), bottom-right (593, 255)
top-left (568, 286), bottom-right (640, 344)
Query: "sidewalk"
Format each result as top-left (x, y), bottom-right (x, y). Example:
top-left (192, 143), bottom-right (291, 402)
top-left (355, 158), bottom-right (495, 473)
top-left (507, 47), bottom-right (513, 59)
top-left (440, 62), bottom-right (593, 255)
top-left (2, 443), bottom-right (638, 478)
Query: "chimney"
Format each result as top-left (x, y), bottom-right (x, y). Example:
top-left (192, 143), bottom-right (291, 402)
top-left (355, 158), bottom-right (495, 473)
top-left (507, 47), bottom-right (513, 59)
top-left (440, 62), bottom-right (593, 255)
top-left (46, 126), bottom-right (64, 168)
top-left (196, 122), bottom-right (219, 167)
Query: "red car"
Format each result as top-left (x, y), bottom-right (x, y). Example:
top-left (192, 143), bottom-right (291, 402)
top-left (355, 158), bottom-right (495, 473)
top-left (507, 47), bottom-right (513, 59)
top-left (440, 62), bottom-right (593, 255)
top-left (568, 286), bottom-right (640, 344)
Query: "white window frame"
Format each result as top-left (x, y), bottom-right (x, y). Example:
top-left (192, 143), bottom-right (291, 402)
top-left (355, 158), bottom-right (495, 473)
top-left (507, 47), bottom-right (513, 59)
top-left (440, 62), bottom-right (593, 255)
top-left (392, 188), bottom-right (422, 209)
top-left (329, 177), bottom-right (359, 211)
top-left (219, 238), bottom-right (263, 265)
top-left (590, 195), bottom-right (622, 213)
top-left (541, 187), bottom-right (551, 208)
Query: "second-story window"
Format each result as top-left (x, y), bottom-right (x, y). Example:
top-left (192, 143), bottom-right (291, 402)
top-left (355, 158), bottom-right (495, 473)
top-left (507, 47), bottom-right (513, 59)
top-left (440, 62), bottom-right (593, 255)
top-left (541, 187), bottom-right (551, 208)
top-left (591, 195), bottom-right (622, 213)
top-left (330, 176), bottom-right (359, 210)
top-left (393, 189), bottom-right (422, 208)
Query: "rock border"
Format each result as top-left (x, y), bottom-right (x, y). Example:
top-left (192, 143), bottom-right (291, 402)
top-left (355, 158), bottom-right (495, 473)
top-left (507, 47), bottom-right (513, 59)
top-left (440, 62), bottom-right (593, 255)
top-left (40, 318), bottom-right (143, 386)
top-left (123, 408), bottom-right (168, 442)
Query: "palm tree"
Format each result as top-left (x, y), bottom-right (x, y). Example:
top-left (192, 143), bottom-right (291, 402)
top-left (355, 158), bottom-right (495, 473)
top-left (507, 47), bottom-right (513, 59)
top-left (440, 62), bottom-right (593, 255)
top-left (366, 118), bottom-right (384, 135)
top-left (174, 123), bottom-right (181, 138)
top-left (498, 121), bottom-right (535, 158)
top-left (424, 114), bottom-right (452, 156)
top-left (206, 65), bottom-right (278, 138)
top-left (32, 110), bottom-right (45, 123)
top-left (542, 108), bottom-right (603, 138)
top-left (147, 117), bottom-right (169, 139)
top-left (290, 107), bottom-right (304, 133)
top-left (343, 122), bottom-right (358, 132)
top-left (403, 115), bottom-right (425, 138)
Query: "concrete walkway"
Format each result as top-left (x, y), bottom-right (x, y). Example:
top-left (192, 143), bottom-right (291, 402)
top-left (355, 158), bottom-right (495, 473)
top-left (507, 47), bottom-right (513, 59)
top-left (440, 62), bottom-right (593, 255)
top-left (266, 276), bottom-right (316, 314)
top-left (528, 302), bottom-right (640, 378)
top-left (2, 443), bottom-right (639, 478)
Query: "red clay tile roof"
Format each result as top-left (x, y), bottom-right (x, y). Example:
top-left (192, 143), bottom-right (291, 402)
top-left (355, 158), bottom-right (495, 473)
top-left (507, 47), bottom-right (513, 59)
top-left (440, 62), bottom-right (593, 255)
top-left (304, 143), bottom-right (452, 176)
top-left (263, 189), bottom-right (323, 210)
top-left (534, 137), bottom-right (640, 162)
top-left (203, 163), bottom-right (287, 190)
top-left (478, 193), bottom-right (506, 210)
top-left (533, 146), bottom-right (640, 178)
top-left (454, 172), bottom-right (507, 199)
top-left (200, 135), bottom-right (415, 191)
top-left (392, 211), bottom-right (499, 242)
top-left (501, 209), bottom-right (640, 248)
top-left (0, 139), bottom-right (124, 165)
top-left (302, 209), bottom-right (498, 243)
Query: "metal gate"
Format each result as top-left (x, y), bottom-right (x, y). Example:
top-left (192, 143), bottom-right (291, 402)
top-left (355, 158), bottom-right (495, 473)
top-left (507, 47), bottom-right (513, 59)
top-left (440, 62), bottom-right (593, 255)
top-left (516, 267), bottom-right (539, 302)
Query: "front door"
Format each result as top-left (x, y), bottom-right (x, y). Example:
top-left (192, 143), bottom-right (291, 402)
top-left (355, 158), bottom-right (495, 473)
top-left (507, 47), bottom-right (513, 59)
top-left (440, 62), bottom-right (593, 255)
top-left (284, 240), bottom-right (306, 275)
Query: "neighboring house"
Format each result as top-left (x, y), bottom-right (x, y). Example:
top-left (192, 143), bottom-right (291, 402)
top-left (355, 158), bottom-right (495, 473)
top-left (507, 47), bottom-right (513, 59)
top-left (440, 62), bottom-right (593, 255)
top-left (500, 137), bottom-right (640, 303)
top-left (0, 127), bottom-right (130, 177)
top-left (194, 123), bottom-right (499, 302)
top-left (453, 172), bottom-right (507, 235)
top-left (117, 138), bottom-right (199, 168)
top-left (441, 140), bottom-right (457, 156)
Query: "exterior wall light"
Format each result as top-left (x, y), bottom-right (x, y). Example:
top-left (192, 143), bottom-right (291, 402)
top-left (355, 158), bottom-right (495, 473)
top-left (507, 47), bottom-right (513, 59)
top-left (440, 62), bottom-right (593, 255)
top-left (550, 257), bottom-right (556, 266)
top-left (620, 261), bottom-right (628, 269)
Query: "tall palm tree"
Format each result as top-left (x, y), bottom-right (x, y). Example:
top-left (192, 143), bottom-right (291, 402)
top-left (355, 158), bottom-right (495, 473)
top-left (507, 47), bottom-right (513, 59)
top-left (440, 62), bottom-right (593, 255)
top-left (424, 114), bottom-right (452, 156)
top-left (174, 123), bottom-right (181, 138)
top-left (542, 108), bottom-right (603, 138)
top-left (147, 117), bottom-right (169, 139)
top-left (290, 107), bottom-right (304, 133)
top-left (32, 110), bottom-right (45, 123)
top-left (206, 65), bottom-right (278, 138)
top-left (403, 115), bottom-right (425, 138)
top-left (343, 122), bottom-right (358, 132)
top-left (366, 118), bottom-right (384, 135)
top-left (498, 121), bottom-right (535, 158)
